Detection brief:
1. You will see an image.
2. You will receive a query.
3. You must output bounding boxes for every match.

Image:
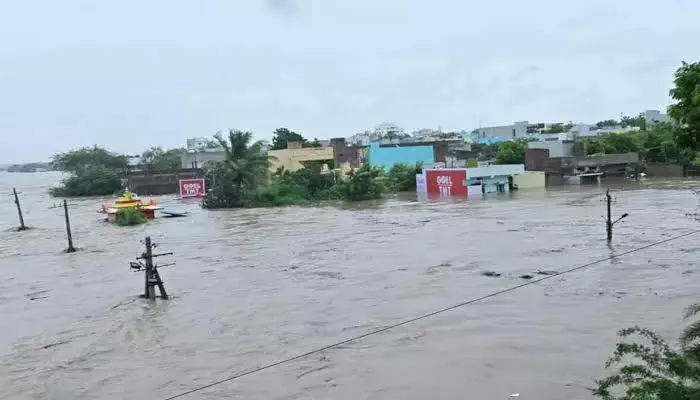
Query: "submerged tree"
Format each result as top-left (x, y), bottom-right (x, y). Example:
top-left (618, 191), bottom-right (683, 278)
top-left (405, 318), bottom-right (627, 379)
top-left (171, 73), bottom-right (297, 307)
top-left (385, 162), bottom-right (423, 192)
top-left (50, 146), bottom-right (128, 197)
top-left (338, 164), bottom-right (384, 201)
top-left (202, 130), bottom-right (270, 209)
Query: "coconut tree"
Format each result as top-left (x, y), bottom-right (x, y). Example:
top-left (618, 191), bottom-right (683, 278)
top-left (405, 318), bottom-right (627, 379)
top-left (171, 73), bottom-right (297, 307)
top-left (215, 129), bottom-right (269, 188)
top-left (202, 129), bottom-right (271, 209)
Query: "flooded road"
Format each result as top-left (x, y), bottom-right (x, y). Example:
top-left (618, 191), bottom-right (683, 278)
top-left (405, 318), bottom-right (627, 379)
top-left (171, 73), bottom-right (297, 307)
top-left (0, 171), bottom-right (698, 400)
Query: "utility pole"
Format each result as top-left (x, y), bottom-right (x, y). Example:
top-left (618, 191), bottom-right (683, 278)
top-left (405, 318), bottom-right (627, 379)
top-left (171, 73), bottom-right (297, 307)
top-left (49, 200), bottom-right (77, 252)
top-left (130, 236), bottom-right (171, 300)
top-left (12, 187), bottom-right (27, 231)
top-left (606, 189), bottom-right (612, 242)
top-left (604, 189), bottom-right (629, 242)
top-left (63, 200), bottom-right (76, 253)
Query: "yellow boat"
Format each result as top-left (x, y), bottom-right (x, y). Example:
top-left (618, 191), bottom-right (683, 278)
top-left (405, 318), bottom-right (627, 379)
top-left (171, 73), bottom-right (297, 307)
top-left (101, 188), bottom-right (162, 221)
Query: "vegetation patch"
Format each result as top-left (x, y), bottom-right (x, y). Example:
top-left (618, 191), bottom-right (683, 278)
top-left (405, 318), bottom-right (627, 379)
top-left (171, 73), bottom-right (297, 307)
top-left (114, 207), bottom-right (147, 226)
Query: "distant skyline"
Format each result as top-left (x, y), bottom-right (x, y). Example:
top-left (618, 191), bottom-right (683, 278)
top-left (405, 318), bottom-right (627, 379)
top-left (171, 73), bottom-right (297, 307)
top-left (1, 0), bottom-right (698, 163)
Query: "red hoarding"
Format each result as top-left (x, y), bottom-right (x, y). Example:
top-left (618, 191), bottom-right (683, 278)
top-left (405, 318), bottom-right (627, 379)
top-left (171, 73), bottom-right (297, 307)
top-left (179, 178), bottom-right (206, 198)
top-left (425, 169), bottom-right (467, 198)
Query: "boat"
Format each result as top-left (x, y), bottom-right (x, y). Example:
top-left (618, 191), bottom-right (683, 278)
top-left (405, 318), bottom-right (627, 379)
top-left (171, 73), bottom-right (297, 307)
top-left (101, 188), bottom-right (163, 222)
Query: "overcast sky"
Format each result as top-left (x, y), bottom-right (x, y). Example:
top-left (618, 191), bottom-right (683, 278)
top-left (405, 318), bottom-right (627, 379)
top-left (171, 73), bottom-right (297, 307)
top-left (1, 0), bottom-right (698, 163)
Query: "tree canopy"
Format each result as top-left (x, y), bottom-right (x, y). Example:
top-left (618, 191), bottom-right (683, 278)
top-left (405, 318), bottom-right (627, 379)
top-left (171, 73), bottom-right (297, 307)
top-left (594, 303), bottom-right (700, 399)
top-left (573, 123), bottom-right (694, 166)
top-left (51, 146), bottom-right (128, 173)
top-left (668, 61), bottom-right (700, 152)
top-left (202, 130), bottom-right (271, 208)
top-left (620, 113), bottom-right (647, 130)
top-left (140, 147), bottom-right (185, 170)
top-left (596, 119), bottom-right (620, 128)
top-left (493, 140), bottom-right (527, 164)
top-left (270, 128), bottom-right (322, 150)
top-left (545, 123), bottom-right (565, 134)
top-left (50, 146), bottom-right (129, 197)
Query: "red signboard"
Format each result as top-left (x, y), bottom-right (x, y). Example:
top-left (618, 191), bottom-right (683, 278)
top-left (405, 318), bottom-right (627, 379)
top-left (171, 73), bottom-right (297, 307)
top-left (425, 169), bottom-right (468, 198)
top-left (179, 178), bottom-right (206, 198)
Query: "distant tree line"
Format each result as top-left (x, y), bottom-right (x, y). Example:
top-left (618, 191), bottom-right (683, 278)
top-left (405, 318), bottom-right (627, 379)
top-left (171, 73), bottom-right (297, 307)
top-left (5, 162), bottom-right (53, 173)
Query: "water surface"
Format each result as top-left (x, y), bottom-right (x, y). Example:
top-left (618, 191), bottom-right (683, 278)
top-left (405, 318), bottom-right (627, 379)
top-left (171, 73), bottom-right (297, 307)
top-left (0, 172), bottom-right (698, 399)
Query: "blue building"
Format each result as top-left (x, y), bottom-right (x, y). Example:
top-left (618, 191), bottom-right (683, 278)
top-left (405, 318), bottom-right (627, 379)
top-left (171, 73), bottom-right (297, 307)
top-left (368, 142), bottom-right (435, 169)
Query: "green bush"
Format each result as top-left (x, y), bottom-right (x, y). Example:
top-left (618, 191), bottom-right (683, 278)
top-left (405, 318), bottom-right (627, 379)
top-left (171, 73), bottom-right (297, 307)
top-left (385, 162), bottom-right (422, 192)
top-left (114, 207), bottom-right (147, 226)
top-left (202, 163), bottom-right (247, 209)
top-left (335, 164), bottom-right (384, 201)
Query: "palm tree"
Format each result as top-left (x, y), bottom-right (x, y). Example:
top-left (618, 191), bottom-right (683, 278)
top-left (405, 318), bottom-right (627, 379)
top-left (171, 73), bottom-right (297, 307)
top-left (214, 129), bottom-right (270, 190)
top-left (202, 129), bottom-right (271, 209)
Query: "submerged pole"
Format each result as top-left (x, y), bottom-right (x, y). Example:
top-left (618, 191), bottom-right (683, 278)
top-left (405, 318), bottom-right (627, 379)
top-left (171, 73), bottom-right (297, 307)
top-left (606, 189), bottom-right (613, 242)
top-left (139, 236), bottom-right (168, 299)
top-left (13, 187), bottom-right (27, 231)
top-left (144, 236), bottom-right (155, 299)
top-left (63, 199), bottom-right (76, 253)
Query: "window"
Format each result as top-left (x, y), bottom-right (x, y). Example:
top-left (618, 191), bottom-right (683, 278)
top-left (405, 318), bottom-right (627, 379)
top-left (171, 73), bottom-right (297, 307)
top-left (512, 129), bottom-right (516, 138)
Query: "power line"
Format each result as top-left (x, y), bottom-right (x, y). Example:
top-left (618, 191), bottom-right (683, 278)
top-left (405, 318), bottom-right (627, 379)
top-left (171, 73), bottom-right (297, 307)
top-left (163, 229), bottom-right (700, 400)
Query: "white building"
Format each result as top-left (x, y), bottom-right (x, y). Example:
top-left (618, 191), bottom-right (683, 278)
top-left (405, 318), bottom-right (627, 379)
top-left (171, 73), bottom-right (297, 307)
top-left (473, 121), bottom-right (530, 139)
top-left (644, 109), bottom-right (670, 125)
top-left (528, 140), bottom-right (575, 158)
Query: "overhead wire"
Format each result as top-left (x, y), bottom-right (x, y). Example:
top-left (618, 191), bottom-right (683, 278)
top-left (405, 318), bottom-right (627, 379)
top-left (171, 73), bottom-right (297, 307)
top-left (163, 228), bottom-right (700, 400)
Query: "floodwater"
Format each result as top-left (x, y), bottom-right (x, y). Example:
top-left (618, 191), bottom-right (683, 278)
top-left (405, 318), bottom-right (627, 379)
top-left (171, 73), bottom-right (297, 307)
top-left (0, 171), bottom-right (698, 400)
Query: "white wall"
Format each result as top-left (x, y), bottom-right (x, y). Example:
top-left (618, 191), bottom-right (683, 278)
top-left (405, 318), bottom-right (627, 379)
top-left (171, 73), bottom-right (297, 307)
top-left (467, 164), bottom-right (524, 178)
top-left (528, 141), bottom-right (574, 158)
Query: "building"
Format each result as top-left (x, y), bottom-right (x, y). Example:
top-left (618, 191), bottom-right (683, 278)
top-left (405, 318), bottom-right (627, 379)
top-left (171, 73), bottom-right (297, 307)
top-left (329, 138), bottom-right (367, 172)
top-left (180, 149), bottom-right (227, 169)
top-left (180, 137), bottom-right (228, 168)
top-left (267, 141), bottom-right (335, 172)
top-left (513, 171), bottom-right (546, 189)
top-left (473, 121), bottom-right (530, 140)
top-left (417, 164), bottom-right (529, 198)
top-left (644, 109), bottom-right (670, 125)
top-left (368, 142), bottom-right (437, 169)
top-left (465, 164), bottom-right (526, 194)
top-left (525, 147), bottom-right (639, 185)
top-left (527, 139), bottom-right (574, 158)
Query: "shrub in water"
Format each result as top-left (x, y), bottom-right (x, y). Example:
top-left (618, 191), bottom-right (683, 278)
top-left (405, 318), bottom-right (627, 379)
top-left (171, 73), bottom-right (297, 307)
top-left (114, 207), bottom-right (147, 226)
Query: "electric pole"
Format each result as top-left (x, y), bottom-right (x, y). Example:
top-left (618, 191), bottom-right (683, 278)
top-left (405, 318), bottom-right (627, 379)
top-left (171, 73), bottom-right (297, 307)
top-left (63, 200), bottom-right (76, 252)
top-left (49, 200), bottom-right (77, 252)
top-left (130, 236), bottom-right (172, 300)
top-left (606, 189), bottom-right (612, 241)
top-left (605, 189), bottom-right (629, 242)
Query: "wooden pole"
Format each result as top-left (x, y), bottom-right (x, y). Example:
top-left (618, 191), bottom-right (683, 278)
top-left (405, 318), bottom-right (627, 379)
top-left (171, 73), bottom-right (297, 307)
top-left (63, 199), bottom-right (76, 253)
top-left (606, 189), bottom-right (613, 242)
top-left (12, 187), bottom-right (27, 231)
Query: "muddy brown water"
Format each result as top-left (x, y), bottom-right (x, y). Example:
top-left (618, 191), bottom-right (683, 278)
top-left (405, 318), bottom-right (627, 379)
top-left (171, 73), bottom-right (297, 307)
top-left (0, 172), bottom-right (698, 400)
